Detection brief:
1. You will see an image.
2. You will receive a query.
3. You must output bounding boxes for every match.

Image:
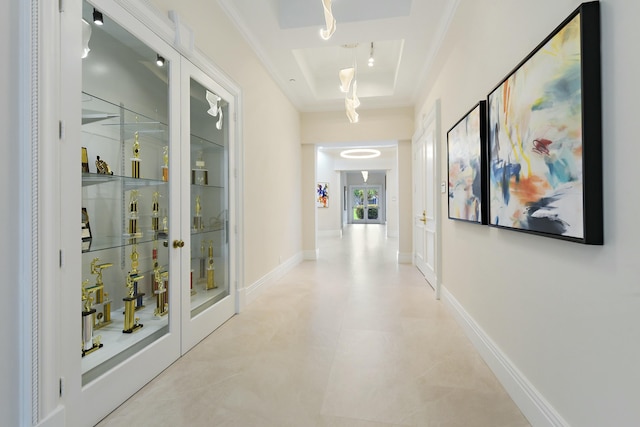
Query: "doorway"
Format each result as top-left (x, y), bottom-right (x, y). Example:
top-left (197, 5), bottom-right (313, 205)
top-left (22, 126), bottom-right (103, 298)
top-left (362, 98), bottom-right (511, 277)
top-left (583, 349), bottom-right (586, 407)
top-left (350, 185), bottom-right (383, 224)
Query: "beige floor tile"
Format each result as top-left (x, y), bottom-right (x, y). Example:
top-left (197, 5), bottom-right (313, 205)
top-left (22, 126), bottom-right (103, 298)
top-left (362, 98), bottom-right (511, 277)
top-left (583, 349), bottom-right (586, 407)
top-left (97, 225), bottom-right (529, 427)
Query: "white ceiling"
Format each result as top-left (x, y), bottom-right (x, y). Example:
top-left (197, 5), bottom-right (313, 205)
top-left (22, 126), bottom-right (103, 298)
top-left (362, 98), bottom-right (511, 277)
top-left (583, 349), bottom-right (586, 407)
top-left (218, 0), bottom-right (459, 113)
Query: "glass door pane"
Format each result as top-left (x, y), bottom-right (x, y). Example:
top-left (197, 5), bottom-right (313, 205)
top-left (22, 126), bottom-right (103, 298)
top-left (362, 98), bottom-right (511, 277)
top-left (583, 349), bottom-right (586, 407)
top-left (188, 78), bottom-right (229, 317)
top-left (367, 188), bottom-right (380, 220)
top-left (80, 0), bottom-right (171, 385)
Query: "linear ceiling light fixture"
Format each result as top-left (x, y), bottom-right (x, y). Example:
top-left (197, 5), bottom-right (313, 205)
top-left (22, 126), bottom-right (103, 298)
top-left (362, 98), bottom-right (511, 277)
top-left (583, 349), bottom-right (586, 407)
top-left (340, 149), bottom-right (381, 159)
top-left (320, 0), bottom-right (336, 40)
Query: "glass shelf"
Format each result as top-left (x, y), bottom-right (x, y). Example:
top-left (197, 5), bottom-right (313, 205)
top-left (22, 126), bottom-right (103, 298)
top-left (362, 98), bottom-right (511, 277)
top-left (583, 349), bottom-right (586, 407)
top-left (190, 183), bottom-right (224, 190)
top-left (82, 173), bottom-right (168, 190)
top-left (82, 234), bottom-right (169, 254)
top-left (190, 224), bottom-right (225, 236)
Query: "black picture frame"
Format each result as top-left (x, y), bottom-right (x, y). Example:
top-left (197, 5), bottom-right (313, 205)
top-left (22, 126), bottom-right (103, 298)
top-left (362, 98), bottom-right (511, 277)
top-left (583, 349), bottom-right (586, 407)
top-left (486, 1), bottom-right (602, 244)
top-left (447, 101), bottom-right (487, 224)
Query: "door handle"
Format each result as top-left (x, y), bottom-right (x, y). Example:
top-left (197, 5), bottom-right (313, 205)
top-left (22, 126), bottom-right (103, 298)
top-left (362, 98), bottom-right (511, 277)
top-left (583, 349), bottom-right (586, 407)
top-left (173, 239), bottom-right (185, 248)
top-left (420, 210), bottom-right (427, 223)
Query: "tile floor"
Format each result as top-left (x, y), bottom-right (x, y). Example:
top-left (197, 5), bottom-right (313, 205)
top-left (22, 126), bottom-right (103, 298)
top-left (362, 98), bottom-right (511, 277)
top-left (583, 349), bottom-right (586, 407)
top-left (97, 225), bottom-right (530, 427)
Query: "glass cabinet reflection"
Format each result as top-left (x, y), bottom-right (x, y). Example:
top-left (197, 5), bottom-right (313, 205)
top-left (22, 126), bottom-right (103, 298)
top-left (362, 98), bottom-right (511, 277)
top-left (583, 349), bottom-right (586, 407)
top-left (188, 78), bottom-right (230, 317)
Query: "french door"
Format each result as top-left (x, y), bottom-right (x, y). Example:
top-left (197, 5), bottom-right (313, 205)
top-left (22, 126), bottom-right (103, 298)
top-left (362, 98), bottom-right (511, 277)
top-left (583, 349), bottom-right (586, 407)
top-left (350, 185), bottom-right (383, 224)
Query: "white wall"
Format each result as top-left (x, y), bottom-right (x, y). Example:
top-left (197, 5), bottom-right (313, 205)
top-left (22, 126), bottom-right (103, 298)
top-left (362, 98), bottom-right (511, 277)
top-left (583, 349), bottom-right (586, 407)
top-left (2, 0), bottom-right (21, 424)
top-left (150, 0), bottom-right (302, 287)
top-left (416, 1), bottom-right (640, 425)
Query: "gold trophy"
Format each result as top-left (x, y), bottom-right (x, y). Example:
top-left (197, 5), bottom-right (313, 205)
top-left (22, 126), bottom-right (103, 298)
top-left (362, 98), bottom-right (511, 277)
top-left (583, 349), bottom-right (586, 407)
top-left (126, 190), bottom-right (142, 238)
top-left (198, 241), bottom-right (206, 283)
top-left (123, 274), bottom-right (144, 333)
top-left (193, 195), bottom-right (203, 231)
top-left (82, 279), bottom-right (103, 356)
top-left (191, 151), bottom-right (208, 185)
top-left (162, 146), bottom-right (169, 182)
top-left (123, 245), bottom-right (144, 333)
top-left (90, 257), bottom-right (113, 329)
top-left (152, 191), bottom-right (160, 233)
top-left (153, 267), bottom-right (169, 317)
top-left (206, 240), bottom-right (216, 290)
top-left (131, 131), bottom-right (141, 178)
top-left (95, 156), bottom-right (113, 175)
top-left (81, 147), bottom-right (90, 173)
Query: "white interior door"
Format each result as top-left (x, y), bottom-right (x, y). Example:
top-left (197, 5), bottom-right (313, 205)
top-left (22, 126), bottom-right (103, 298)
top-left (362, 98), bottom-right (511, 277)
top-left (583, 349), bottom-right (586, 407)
top-left (413, 103), bottom-right (440, 298)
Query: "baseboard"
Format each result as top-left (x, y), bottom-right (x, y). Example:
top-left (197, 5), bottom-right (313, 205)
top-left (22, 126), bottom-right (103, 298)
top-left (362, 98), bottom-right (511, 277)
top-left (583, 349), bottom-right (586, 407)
top-left (244, 252), bottom-right (303, 306)
top-left (35, 405), bottom-right (65, 427)
top-left (397, 252), bottom-right (412, 264)
top-left (303, 249), bottom-right (319, 260)
top-left (318, 229), bottom-right (342, 237)
top-left (441, 286), bottom-right (568, 427)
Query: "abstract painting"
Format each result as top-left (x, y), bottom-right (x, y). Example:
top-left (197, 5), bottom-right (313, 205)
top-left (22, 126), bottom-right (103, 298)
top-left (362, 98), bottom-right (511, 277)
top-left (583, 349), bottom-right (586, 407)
top-left (487, 2), bottom-right (602, 244)
top-left (447, 101), bottom-right (487, 224)
top-left (316, 182), bottom-right (329, 208)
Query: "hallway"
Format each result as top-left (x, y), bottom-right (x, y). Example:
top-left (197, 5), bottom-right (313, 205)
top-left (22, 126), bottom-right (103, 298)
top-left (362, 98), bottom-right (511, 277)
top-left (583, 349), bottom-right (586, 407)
top-left (98, 225), bottom-right (529, 426)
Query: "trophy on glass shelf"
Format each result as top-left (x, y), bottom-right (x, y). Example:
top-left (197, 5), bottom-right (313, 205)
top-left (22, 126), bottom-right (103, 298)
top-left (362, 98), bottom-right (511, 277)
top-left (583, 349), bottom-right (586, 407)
top-left (191, 151), bottom-right (208, 185)
top-left (131, 131), bottom-right (141, 178)
top-left (162, 146), bottom-right (169, 182)
top-left (206, 240), bottom-right (216, 290)
top-left (131, 244), bottom-right (145, 310)
top-left (198, 241), bottom-right (206, 283)
top-left (123, 274), bottom-right (144, 333)
top-left (82, 279), bottom-right (103, 357)
top-left (151, 191), bottom-right (160, 233)
top-left (95, 156), bottom-right (113, 175)
top-left (126, 190), bottom-right (142, 238)
top-left (153, 267), bottom-right (169, 317)
top-left (193, 195), bottom-right (204, 231)
top-left (81, 147), bottom-right (90, 173)
top-left (90, 257), bottom-right (113, 329)
top-left (123, 245), bottom-right (144, 333)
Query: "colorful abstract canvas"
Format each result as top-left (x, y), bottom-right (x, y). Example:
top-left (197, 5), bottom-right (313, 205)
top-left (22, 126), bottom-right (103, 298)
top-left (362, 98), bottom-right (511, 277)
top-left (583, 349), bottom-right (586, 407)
top-left (447, 101), bottom-right (486, 224)
top-left (316, 182), bottom-right (329, 208)
top-left (487, 2), bottom-right (602, 244)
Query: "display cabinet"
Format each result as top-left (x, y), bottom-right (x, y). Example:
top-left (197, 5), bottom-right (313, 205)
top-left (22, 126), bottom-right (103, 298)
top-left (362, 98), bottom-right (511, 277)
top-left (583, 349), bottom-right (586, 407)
top-left (56, 1), bottom-right (238, 425)
top-left (180, 60), bottom-right (236, 352)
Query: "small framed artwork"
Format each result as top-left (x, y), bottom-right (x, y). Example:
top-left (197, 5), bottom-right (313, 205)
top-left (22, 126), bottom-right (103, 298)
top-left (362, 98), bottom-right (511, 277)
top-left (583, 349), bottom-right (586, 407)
top-left (316, 182), bottom-right (329, 208)
top-left (487, 1), bottom-right (602, 244)
top-left (447, 101), bottom-right (487, 224)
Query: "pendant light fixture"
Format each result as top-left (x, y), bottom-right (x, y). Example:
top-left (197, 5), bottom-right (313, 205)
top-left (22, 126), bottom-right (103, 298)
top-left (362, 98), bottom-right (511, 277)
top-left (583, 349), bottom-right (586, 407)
top-left (320, 0), bottom-right (336, 40)
top-left (368, 42), bottom-right (375, 67)
top-left (81, 19), bottom-right (92, 59)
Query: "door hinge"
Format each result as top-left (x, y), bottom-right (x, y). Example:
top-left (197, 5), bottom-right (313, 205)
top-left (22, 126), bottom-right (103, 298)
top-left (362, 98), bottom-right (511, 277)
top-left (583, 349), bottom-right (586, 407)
top-left (59, 377), bottom-right (64, 397)
top-left (59, 250), bottom-right (63, 267)
top-left (58, 120), bottom-right (65, 140)
top-left (59, 0), bottom-right (64, 13)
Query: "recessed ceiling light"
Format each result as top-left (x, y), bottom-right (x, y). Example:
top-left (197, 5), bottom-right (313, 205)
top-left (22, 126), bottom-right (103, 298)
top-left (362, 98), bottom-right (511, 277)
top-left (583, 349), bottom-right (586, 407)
top-left (340, 149), bottom-right (381, 159)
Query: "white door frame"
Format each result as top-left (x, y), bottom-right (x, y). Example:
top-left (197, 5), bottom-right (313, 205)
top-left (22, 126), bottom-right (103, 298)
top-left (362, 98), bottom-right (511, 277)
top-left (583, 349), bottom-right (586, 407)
top-left (349, 184), bottom-right (384, 224)
top-left (412, 100), bottom-right (442, 299)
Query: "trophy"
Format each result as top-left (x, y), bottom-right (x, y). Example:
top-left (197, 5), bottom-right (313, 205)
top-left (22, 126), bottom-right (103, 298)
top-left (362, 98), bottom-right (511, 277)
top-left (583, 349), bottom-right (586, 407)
top-left (153, 267), bottom-right (169, 317)
top-left (126, 190), bottom-right (142, 238)
top-left (151, 191), bottom-right (160, 233)
top-left (131, 131), bottom-right (141, 178)
top-left (191, 151), bottom-right (208, 185)
top-left (206, 240), bottom-right (216, 290)
top-left (123, 274), bottom-right (144, 333)
top-left (90, 257), bottom-right (113, 329)
top-left (82, 147), bottom-right (90, 173)
top-left (162, 146), bottom-right (169, 182)
top-left (95, 156), bottom-right (113, 175)
top-left (82, 279), bottom-right (103, 357)
top-left (130, 244), bottom-right (145, 310)
top-left (193, 195), bottom-right (204, 231)
top-left (198, 241), bottom-right (206, 283)
top-left (81, 208), bottom-right (92, 252)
